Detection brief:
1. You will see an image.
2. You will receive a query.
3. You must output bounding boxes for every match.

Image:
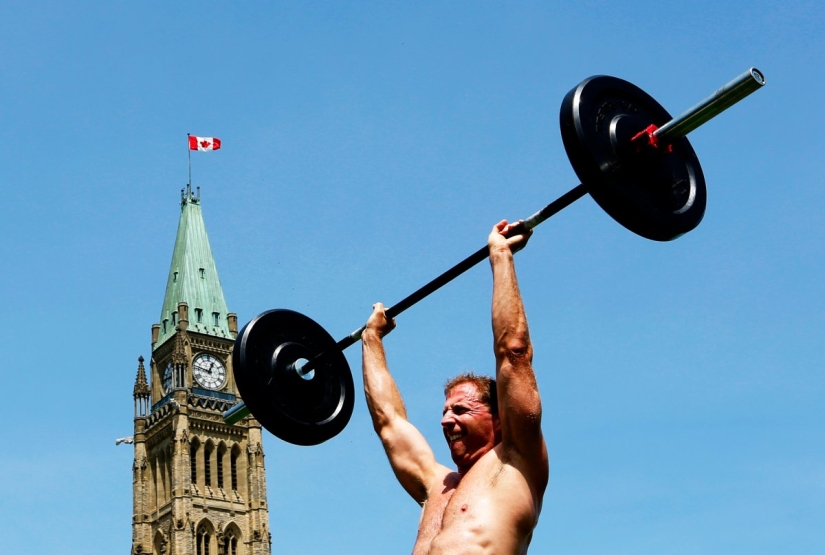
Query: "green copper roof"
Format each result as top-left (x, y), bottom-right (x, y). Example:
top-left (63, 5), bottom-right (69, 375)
top-left (156, 186), bottom-right (231, 347)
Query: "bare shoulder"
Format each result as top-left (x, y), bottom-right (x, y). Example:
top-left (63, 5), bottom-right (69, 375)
top-left (495, 440), bottom-right (549, 502)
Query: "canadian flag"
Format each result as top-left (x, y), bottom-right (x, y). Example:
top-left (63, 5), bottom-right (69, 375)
top-left (188, 136), bottom-right (222, 151)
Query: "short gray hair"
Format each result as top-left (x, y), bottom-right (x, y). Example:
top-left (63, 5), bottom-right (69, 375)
top-left (443, 372), bottom-right (498, 415)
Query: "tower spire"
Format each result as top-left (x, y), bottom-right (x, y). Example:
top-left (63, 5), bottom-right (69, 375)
top-left (133, 356), bottom-right (149, 396)
top-left (133, 356), bottom-right (150, 416)
top-left (156, 188), bottom-right (231, 347)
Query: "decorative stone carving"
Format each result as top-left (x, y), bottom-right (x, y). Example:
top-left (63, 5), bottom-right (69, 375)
top-left (172, 329), bottom-right (189, 366)
top-left (216, 531), bottom-right (226, 555)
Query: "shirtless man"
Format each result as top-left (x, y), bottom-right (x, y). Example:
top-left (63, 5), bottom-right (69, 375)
top-left (361, 219), bottom-right (549, 554)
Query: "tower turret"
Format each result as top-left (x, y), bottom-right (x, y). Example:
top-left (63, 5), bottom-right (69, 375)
top-left (133, 356), bottom-right (150, 417)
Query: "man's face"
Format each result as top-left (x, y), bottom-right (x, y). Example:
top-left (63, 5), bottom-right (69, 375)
top-left (441, 382), bottom-right (500, 472)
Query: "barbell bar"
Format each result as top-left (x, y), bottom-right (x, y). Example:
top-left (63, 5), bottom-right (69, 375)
top-left (223, 68), bottom-right (766, 443)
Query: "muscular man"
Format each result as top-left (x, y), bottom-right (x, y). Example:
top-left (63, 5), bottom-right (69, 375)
top-left (361, 219), bottom-right (549, 554)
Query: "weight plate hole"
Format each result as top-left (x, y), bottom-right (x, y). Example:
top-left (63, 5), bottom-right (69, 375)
top-left (295, 358), bottom-right (314, 380)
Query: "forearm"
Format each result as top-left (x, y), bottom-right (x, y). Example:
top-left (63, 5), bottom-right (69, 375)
top-left (489, 238), bottom-right (543, 449)
top-left (490, 246), bottom-right (532, 363)
top-left (361, 330), bottom-right (408, 430)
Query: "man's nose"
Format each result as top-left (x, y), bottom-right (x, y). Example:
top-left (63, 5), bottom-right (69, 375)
top-left (441, 411), bottom-right (454, 426)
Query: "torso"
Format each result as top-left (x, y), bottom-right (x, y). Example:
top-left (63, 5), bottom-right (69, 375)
top-left (413, 445), bottom-right (545, 555)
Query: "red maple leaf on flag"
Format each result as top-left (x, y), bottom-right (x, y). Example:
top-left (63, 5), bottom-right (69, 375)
top-left (188, 135), bottom-right (221, 151)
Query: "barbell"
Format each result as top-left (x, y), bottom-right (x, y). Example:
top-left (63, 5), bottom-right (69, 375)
top-left (223, 68), bottom-right (766, 445)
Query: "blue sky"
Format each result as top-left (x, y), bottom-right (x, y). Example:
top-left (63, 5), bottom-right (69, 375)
top-left (1, 2), bottom-right (823, 553)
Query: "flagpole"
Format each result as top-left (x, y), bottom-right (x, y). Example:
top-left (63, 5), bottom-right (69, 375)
top-left (187, 133), bottom-right (192, 186)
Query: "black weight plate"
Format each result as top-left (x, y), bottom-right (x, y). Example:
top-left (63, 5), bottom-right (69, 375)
top-left (560, 75), bottom-right (706, 241)
top-left (232, 309), bottom-right (354, 446)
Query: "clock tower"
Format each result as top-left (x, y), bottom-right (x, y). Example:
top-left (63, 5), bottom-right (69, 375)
top-left (131, 186), bottom-right (271, 555)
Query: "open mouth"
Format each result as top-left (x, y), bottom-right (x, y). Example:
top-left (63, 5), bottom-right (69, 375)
top-left (447, 433), bottom-right (463, 443)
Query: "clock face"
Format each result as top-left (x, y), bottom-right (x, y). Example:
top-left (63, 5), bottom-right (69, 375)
top-left (192, 354), bottom-right (227, 390)
top-left (163, 362), bottom-right (174, 393)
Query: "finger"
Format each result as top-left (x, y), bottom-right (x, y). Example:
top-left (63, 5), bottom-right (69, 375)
top-left (502, 220), bottom-right (525, 236)
top-left (374, 303), bottom-right (393, 326)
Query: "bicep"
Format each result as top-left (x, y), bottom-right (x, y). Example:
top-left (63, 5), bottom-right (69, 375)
top-left (497, 357), bottom-right (546, 468)
top-left (378, 416), bottom-right (442, 504)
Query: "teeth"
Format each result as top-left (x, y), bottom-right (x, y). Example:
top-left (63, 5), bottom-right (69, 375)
top-left (448, 434), bottom-right (462, 441)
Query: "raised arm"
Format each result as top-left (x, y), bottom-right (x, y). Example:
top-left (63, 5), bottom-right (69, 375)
top-left (488, 221), bottom-right (548, 475)
top-left (362, 303), bottom-right (444, 504)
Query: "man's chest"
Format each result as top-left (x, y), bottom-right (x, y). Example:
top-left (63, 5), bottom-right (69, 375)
top-left (415, 462), bottom-right (533, 555)
top-left (420, 457), bottom-right (508, 529)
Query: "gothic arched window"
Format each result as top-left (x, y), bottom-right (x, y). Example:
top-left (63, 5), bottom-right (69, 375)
top-left (157, 450), bottom-right (167, 503)
top-left (230, 445), bottom-right (240, 491)
top-left (190, 438), bottom-right (200, 487)
top-left (204, 441), bottom-right (214, 489)
top-left (224, 527), bottom-right (240, 555)
top-left (196, 525), bottom-right (211, 555)
top-left (217, 443), bottom-right (226, 489)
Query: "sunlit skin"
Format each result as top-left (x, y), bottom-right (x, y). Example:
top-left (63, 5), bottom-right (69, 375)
top-left (441, 383), bottom-right (501, 474)
top-left (362, 220), bottom-right (549, 554)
